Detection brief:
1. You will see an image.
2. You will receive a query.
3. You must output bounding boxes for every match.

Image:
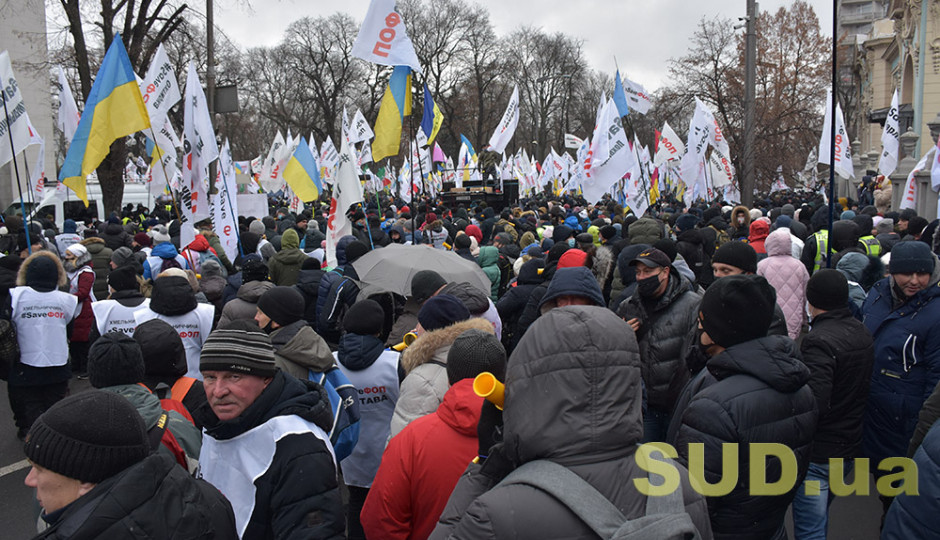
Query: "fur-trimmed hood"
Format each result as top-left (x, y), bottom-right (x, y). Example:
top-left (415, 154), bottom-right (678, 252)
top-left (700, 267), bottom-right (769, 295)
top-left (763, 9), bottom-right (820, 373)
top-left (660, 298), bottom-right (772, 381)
top-left (16, 250), bottom-right (67, 288)
top-left (401, 317), bottom-right (494, 373)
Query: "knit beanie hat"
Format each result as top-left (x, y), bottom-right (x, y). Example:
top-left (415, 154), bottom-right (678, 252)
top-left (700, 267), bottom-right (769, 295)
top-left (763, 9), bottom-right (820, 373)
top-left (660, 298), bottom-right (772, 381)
top-left (134, 319), bottom-right (187, 379)
top-left (676, 213), bottom-right (700, 232)
top-left (248, 220), bottom-right (265, 236)
top-left (345, 240), bottom-right (369, 263)
top-left (889, 241), bottom-right (936, 274)
top-left (110, 246), bottom-right (135, 268)
top-left (26, 254), bottom-right (60, 290)
top-left (242, 259), bottom-right (269, 283)
top-left (150, 225), bottom-right (171, 244)
top-left (454, 234), bottom-right (471, 250)
top-left (876, 218), bottom-right (895, 236)
top-left (711, 241), bottom-right (758, 274)
top-left (343, 299), bottom-right (385, 335)
top-left (301, 256), bottom-right (320, 270)
top-left (107, 265), bottom-right (139, 292)
top-left (418, 294), bottom-right (470, 332)
top-left (200, 320), bottom-right (278, 377)
top-left (66, 244), bottom-right (91, 266)
top-left (133, 232), bottom-right (152, 247)
top-left (63, 219), bottom-right (77, 234)
top-left (557, 249), bottom-right (588, 268)
top-left (24, 390), bottom-right (150, 483)
top-left (257, 286), bottom-right (305, 326)
top-left (446, 329), bottom-right (506, 385)
top-left (411, 269), bottom-right (447, 304)
top-left (88, 332), bottom-right (146, 388)
top-left (600, 225), bottom-right (617, 241)
top-left (700, 274), bottom-right (776, 348)
top-left (806, 269), bottom-right (848, 311)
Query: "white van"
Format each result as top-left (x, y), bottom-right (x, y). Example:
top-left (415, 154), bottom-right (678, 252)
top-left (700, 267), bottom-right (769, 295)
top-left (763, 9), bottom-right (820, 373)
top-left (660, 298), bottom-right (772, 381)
top-left (8, 182), bottom-right (155, 230)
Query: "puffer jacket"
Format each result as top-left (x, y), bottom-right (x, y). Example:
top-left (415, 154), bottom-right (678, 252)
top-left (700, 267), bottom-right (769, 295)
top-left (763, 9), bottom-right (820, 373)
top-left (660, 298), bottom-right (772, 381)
top-left (757, 229), bottom-right (809, 339)
top-left (100, 221), bottom-right (133, 251)
top-left (476, 246), bottom-right (500, 300)
top-left (81, 237), bottom-right (112, 300)
top-left (862, 256), bottom-right (940, 465)
top-left (801, 308), bottom-right (873, 461)
top-left (390, 317), bottom-right (495, 438)
top-left (608, 244), bottom-right (649, 312)
top-left (218, 280), bottom-right (274, 327)
top-left (35, 453), bottom-right (236, 540)
top-left (294, 267), bottom-right (325, 327)
top-left (669, 335), bottom-right (817, 540)
top-left (270, 320), bottom-right (334, 381)
top-left (363, 379), bottom-right (483, 540)
top-left (676, 228), bottom-right (709, 287)
top-left (431, 306), bottom-right (712, 539)
top-left (836, 252), bottom-right (870, 308)
top-left (201, 371), bottom-right (344, 539)
top-left (627, 217), bottom-right (664, 245)
top-left (729, 205), bottom-right (751, 240)
top-left (268, 229), bottom-right (307, 286)
top-left (617, 269), bottom-right (702, 412)
top-left (882, 421), bottom-right (940, 540)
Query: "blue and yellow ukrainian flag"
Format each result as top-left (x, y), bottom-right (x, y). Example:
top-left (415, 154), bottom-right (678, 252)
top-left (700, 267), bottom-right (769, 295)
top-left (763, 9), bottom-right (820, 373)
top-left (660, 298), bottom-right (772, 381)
top-left (283, 136), bottom-right (323, 202)
top-left (420, 83), bottom-right (444, 146)
top-left (373, 66), bottom-right (412, 162)
top-left (59, 35), bottom-right (151, 205)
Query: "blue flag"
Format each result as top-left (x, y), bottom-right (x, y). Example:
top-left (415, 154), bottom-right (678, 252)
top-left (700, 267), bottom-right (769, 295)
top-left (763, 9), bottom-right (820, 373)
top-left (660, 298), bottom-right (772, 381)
top-left (613, 69), bottom-right (630, 118)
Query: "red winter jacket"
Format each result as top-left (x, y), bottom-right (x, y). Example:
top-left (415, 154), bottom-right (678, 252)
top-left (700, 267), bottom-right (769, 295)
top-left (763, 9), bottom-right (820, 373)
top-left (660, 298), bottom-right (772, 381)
top-left (70, 265), bottom-right (96, 342)
top-left (362, 379), bottom-right (482, 540)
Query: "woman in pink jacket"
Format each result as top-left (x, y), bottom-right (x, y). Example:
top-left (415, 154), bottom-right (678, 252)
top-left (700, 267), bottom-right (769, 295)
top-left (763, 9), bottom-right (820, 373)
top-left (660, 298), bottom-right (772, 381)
top-left (757, 228), bottom-right (809, 340)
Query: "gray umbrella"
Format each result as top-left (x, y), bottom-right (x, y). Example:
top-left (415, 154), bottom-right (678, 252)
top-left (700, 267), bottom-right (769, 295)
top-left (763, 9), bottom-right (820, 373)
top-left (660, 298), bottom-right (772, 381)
top-left (351, 244), bottom-right (491, 297)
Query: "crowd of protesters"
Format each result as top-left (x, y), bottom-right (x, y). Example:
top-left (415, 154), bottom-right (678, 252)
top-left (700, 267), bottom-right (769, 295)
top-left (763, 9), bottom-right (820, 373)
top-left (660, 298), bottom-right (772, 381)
top-left (4, 182), bottom-right (940, 539)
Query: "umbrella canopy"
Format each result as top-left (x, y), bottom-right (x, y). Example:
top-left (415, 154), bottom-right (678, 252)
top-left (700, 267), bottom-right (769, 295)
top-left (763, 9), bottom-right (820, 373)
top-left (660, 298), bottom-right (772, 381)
top-left (352, 244), bottom-right (491, 298)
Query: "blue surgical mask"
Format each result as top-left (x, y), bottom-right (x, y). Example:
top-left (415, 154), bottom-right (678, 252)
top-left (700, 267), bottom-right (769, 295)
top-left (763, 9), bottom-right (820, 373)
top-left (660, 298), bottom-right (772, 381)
top-left (568, 238), bottom-right (576, 248)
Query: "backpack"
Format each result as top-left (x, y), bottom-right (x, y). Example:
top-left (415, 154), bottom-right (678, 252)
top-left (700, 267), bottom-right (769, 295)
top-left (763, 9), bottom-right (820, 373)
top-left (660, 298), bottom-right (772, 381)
top-left (308, 366), bottom-right (361, 461)
top-left (141, 382), bottom-right (195, 424)
top-left (147, 411), bottom-right (188, 469)
top-left (497, 459), bottom-right (701, 540)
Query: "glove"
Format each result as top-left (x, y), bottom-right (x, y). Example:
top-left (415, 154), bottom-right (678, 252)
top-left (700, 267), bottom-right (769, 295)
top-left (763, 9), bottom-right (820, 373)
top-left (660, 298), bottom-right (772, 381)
top-left (479, 442), bottom-right (515, 482)
top-left (477, 400), bottom-right (503, 459)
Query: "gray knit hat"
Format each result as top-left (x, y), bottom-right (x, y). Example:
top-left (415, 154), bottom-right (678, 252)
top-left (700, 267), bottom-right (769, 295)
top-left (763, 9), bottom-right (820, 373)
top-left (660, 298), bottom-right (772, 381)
top-left (446, 329), bottom-right (507, 385)
top-left (200, 320), bottom-right (277, 377)
top-left (110, 246), bottom-right (135, 268)
top-left (24, 390), bottom-right (150, 483)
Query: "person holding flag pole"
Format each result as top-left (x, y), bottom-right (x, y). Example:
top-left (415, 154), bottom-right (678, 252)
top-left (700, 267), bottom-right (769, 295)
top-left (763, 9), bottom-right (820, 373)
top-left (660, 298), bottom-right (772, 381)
top-left (0, 53), bottom-right (34, 254)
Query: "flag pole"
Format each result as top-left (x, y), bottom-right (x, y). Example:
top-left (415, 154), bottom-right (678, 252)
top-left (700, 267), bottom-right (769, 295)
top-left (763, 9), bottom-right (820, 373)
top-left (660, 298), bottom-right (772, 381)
top-left (146, 126), bottom-right (182, 222)
top-left (1, 89), bottom-right (32, 254)
top-left (406, 96), bottom-right (419, 245)
top-left (826, 0), bottom-right (837, 269)
top-left (217, 155), bottom-right (244, 258)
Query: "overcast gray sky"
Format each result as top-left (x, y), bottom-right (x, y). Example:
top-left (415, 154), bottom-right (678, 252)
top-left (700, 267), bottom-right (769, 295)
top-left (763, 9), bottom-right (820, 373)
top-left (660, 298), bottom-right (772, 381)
top-left (215, 0), bottom-right (834, 90)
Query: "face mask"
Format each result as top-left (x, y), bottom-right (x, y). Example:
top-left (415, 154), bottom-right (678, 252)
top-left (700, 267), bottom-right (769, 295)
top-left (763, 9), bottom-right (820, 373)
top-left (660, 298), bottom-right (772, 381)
top-left (568, 238), bottom-right (576, 248)
top-left (637, 273), bottom-right (662, 298)
top-left (737, 216), bottom-right (745, 225)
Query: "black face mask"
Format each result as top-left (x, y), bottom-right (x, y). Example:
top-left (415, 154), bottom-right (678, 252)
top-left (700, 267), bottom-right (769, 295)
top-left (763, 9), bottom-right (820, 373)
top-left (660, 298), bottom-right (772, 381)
top-left (637, 274), bottom-right (662, 298)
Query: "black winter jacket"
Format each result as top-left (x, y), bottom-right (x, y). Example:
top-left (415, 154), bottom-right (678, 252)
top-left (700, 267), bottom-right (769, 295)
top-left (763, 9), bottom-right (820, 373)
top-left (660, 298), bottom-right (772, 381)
top-left (495, 259), bottom-right (544, 352)
top-left (513, 257), bottom-right (559, 343)
top-left (617, 269), bottom-right (702, 412)
top-left (669, 335), bottom-right (818, 540)
top-left (35, 453), bottom-right (236, 539)
top-left (800, 308), bottom-right (873, 461)
top-left (100, 221), bottom-right (134, 251)
top-left (294, 267), bottom-right (325, 327)
top-left (202, 371), bottom-right (344, 540)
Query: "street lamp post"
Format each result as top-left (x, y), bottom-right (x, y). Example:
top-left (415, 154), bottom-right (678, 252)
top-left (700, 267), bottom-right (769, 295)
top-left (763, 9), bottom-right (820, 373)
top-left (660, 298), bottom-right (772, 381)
top-left (742, 0), bottom-right (758, 207)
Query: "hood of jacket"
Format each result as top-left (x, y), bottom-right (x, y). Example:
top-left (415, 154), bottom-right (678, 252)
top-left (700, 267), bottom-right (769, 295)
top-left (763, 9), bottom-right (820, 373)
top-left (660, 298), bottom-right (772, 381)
top-left (104, 222), bottom-right (125, 236)
top-left (295, 267), bottom-right (324, 293)
top-left (437, 379), bottom-right (484, 437)
top-left (205, 370), bottom-right (333, 440)
top-left (831, 220), bottom-right (860, 252)
top-left (539, 266), bottom-right (605, 312)
top-left (616, 243), bottom-right (650, 287)
top-left (237, 279), bottom-right (274, 302)
top-left (151, 242), bottom-right (180, 259)
top-left (764, 228), bottom-right (793, 257)
top-left (706, 335), bottom-right (810, 393)
top-left (281, 229), bottom-right (300, 250)
top-left (149, 275), bottom-right (197, 316)
top-left (731, 205), bottom-right (751, 228)
top-left (401, 317), bottom-right (494, 373)
top-left (271, 245), bottom-right (308, 265)
top-left (628, 218), bottom-right (662, 245)
top-left (186, 234), bottom-right (211, 252)
top-left (504, 306), bottom-right (642, 465)
top-left (270, 321), bottom-right (333, 371)
top-left (676, 228), bottom-right (703, 246)
top-left (334, 235), bottom-right (357, 266)
top-left (749, 219), bottom-right (770, 242)
top-left (516, 258), bottom-right (545, 285)
top-left (105, 384), bottom-right (164, 430)
top-left (337, 333), bottom-right (387, 370)
top-left (80, 236), bottom-right (107, 254)
top-left (836, 251), bottom-right (869, 282)
top-left (477, 245), bottom-right (499, 267)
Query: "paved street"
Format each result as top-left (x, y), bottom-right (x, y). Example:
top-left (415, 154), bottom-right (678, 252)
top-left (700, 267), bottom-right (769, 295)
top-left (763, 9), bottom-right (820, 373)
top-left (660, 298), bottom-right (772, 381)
top-left (0, 378), bottom-right (884, 539)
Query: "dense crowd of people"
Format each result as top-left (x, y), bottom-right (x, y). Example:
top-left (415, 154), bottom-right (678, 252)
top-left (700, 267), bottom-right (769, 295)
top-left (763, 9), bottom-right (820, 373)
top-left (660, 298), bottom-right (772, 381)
top-left (5, 187), bottom-right (940, 539)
